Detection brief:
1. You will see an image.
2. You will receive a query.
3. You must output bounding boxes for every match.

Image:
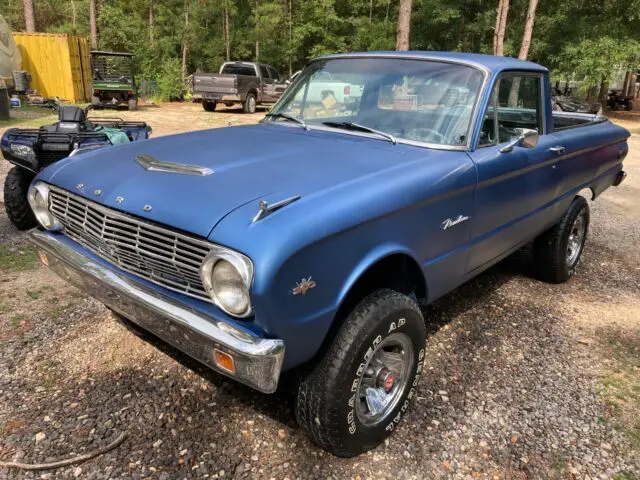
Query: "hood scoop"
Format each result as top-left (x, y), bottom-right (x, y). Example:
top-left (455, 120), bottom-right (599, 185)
top-left (252, 195), bottom-right (301, 222)
top-left (136, 154), bottom-right (214, 176)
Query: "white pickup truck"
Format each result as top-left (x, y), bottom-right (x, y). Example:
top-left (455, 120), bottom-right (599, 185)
top-left (290, 70), bottom-right (363, 107)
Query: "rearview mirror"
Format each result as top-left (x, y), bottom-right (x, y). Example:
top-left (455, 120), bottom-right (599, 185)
top-left (500, 128), bottom-right (539, 153)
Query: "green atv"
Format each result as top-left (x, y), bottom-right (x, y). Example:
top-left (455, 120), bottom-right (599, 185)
top-left (90, 51), bottom-right (138, 111)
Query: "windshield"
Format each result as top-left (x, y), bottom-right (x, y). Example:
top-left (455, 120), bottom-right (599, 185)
top-left (267, 58), bottom-right (484, 147)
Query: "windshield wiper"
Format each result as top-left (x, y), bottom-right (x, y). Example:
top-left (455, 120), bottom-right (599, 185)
top-left (265, 112), bottom-right (308, 130)
top-left (321, 121), bottom-right (397, 144)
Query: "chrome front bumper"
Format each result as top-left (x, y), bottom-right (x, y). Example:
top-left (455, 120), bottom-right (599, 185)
top-left (30, 230), bottom-right (285, 393)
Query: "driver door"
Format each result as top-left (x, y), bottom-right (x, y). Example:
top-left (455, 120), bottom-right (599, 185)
top-left (466, 72), bottom-right (563, 273)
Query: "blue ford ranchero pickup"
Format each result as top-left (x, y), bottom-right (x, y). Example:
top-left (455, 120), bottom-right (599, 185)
top-left (26, 52), bottom-right (629, 456)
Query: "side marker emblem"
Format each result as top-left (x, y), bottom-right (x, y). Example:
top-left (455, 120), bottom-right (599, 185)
top-left (292, 277), bottom-right (316, 296)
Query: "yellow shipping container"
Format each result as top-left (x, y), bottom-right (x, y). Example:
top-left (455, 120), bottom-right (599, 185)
top-left (12, 32), bottom-right (92, 102)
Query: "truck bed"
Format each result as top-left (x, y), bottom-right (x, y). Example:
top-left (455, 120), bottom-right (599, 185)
top-left (552, 111), bottom-right (607, 131)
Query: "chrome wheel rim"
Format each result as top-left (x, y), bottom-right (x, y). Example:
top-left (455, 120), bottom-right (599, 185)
top-left (355, 332), bottom-right (415, 427)
top-left (566, 210), bottom-right (586, 266)
top-left (249, 96), bottom-right (256, 112)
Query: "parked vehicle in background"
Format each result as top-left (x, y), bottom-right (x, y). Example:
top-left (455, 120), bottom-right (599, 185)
top-left (28, 52), bottom-right (629, 457)
top-left (552, 95), bottom-right (602, 115)
top-left (289, 70), bottom-right (364, 109)
top-left (91, 51), bottom-right (138, 111)
top-left (193, 61), bottom-right (287, 113)
top-left (2, 105), bottom-right (150, 230)
top-left (607, 90), bottom-right (633, 111)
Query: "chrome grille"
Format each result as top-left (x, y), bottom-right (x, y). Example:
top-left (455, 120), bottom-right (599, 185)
top-left (48, 186), bottom-right (213, 302)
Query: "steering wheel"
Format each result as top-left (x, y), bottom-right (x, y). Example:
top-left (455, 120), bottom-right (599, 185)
top-left (405, 127), bottom-right (448, 144)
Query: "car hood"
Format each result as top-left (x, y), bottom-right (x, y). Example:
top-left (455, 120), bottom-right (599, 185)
top-left (42, 124), bottom-right (429, 238)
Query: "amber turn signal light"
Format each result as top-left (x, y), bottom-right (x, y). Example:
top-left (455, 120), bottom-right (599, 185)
top-left (213, 349), bottom-right (236, 374)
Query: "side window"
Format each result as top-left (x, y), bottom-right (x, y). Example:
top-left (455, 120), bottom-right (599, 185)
top-left (259, 65), bottom-right (270, 80)
top-left (268, 67), bottom-right (280, 81)
top-left (479, 73), bottom-right (542, 147)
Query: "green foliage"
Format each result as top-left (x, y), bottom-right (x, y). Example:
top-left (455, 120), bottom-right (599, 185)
top-left (557, 37), bottom-right (640, 89)
top-left (3, 0), bottom-right (639, 100)
top-left (155, 58), bottom-right (187, 102)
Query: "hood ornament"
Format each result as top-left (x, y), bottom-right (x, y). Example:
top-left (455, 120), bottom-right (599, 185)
top-left (252, 195), bottom-right (301, 223)
top-left (135, 154), bottom-right (214, 176)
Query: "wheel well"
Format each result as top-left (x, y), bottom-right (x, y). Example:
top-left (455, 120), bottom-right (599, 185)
top-left (307, 254), bottom-right (427, 366)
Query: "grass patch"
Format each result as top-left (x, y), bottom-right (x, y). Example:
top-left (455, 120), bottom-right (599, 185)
top-left (0, 244), bottom-right (40, 273)
top-left (597, 327), bottom-right (640, 451)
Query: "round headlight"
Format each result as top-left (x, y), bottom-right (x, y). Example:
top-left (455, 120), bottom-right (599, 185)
top-left (211, 260), bottom-right (251, 316)
top-left (201, 251), bottom-right (253, 317)
top-left (27, 183), bottom-right (62, 231)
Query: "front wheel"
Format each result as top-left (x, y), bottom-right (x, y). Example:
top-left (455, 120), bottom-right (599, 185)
top-left (128, 98), bottom-right (138, 111)
top-left (4, 166), bottom-right (37, 230)
top-left (533, 196), bottom-right (590, 283)
top-left (295, 289), bottom-right (426, 457)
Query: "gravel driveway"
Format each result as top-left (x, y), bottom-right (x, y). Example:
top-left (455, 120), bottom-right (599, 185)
top-left (0, 104), bottom-right (638, 479)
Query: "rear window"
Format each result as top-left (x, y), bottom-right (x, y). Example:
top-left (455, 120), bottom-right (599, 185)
top-left (221, 64), bottom-right (256, 76)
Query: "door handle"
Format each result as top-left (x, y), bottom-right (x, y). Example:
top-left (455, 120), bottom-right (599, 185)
top-left (548, 146), bottom-right (566, 154)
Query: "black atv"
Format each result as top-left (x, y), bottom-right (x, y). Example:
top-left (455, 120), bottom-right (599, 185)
top-left (2, 105), bottom-right (151, 230)
top-left (607, 90), bottom-right (634, 111)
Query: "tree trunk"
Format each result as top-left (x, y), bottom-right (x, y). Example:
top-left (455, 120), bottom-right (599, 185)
top-left (223, 4), bottom-right (230, 61)
top-left (181, 0), bottom-right (189, 81)
top-left (288, 0), bottom-right (292, 76)
top-left (517, 0), bottom-right (538, 59)
top-left (506, 0), bottom-right (538, 106)
top-left (255, 40), bottom-right (260, 62)
top-left (23, 0), bottom-right (36, 32)
top-left (395, 0), bottom-right (412, 51)
top-left (493, 0), bottom-right (509, 56)
top-left (89, 0), bottom-right (98, 49)
top-left (598, 77), bottom-right (608, 105)
top-left (369, 0), bottom-right (373, 24)
top-left (71, 0), bottom-right (77, 33)
top-left (149, 0), bottom-right (155, 48)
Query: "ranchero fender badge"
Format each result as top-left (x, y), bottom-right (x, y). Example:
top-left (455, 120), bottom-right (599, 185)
top-left (292, 277), bottom-right (316, 296)
top-left (115, 196), bottom-right (124, 204)
top-left (135, 154), bottom-right (214, 176)
top-left (94, 189), bottom-right (102, 196)
top-left (441, 215), bottom-right (470, 230)
top-left (76, 183), bottom-right (84, 190)
top-left (143, 205), bottom-right (152, 212)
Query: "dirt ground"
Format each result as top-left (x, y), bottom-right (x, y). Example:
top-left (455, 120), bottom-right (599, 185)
top-left (0, 103), bottom-right (639, 479)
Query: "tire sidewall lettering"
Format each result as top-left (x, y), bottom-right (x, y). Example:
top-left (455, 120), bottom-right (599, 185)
top-left (346, 313), bottom-right (425, 437)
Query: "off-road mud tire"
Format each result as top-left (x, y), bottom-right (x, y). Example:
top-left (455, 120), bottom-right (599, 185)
top-left (295, 289), bottom-right (426, 457)
top-left (533, 196), bottom-right (590, 283)
top-left (4, 166), bottom-right (37, 230)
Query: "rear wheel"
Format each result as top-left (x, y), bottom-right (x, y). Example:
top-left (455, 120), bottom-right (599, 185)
top-left (533, 196), bottom-right (590, 283)
top-left (242, 93), bottom-right (257, 113)
top-left (91, 95), bottom-right (100, 105)
top-left (4, 166), bottom-right (37, 230)
top-left (295, 289), bottom-right (426, 457)
top-left (128, 97), bottom-right (138, 111)
top-left (202, 100), bottom-right (217, 112)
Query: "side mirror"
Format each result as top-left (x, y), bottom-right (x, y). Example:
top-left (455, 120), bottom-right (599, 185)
top-left (500, 128), bottom-right (539, 153)
top-left (285, 80), bottom-right (291, 85)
